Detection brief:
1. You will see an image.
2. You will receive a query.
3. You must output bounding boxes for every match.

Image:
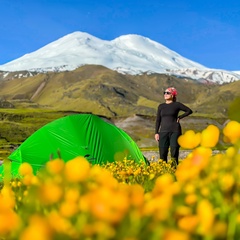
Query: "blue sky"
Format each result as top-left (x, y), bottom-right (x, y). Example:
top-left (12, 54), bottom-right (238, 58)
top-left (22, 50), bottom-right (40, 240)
top-left (1, 0), bottom-right (240, 71)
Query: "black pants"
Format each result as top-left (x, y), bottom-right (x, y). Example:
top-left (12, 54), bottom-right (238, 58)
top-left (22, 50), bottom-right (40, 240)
top-left (158, 132), bottom-right (181, 164)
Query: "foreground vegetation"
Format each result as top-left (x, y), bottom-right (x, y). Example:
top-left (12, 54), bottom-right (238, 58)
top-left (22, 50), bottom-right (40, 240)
top-left (0, 120), bottom-right (240, 239)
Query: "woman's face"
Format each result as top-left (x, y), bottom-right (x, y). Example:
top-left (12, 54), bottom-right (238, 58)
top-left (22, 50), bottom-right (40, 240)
top-left (163, 89), bottom-right (173, 100)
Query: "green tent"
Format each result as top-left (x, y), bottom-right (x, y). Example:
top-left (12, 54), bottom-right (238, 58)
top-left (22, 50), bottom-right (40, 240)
top-left (2, 114), bottom-right (147, 176)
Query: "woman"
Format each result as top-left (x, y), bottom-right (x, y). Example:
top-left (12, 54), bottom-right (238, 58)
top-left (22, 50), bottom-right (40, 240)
top-left (155, 87), bottom-right (192, 165)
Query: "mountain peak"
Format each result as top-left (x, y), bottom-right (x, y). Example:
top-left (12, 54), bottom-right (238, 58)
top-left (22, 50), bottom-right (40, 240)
top-left (0, 31), bottom-right (239, 84)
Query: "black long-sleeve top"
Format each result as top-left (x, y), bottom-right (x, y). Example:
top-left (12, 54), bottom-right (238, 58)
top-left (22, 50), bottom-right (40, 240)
top-left (155, 102), bottom-right (193, 133)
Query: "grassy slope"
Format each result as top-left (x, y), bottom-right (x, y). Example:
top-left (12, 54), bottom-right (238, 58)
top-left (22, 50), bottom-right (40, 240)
top-left (0, 65), bottom-right (239, 158)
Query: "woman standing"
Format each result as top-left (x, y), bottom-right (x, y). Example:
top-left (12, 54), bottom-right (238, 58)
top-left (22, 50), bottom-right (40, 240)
top-left (155, 87), bottom-right (192, 165)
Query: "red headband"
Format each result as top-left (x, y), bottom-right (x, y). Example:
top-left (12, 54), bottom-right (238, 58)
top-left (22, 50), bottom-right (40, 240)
top-left (166, 87), bottom-right (177, 96)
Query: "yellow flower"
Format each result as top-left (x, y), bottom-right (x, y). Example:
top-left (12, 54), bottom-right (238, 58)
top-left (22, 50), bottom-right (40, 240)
top-left (91, 166), bottom-right (118, 188)
top-left (237, 214), bottom-right (240, 223)
top-left (200, 187), bottom-right (210, 197)
top-left (0, 186), bottom-right (16, 209)
top-left (223, 120), bottom-right (240, 143)
top-left (39, 182), bottom-right (63, 205)
top-left (185, 194), bottom-right (198, 205)
top-left (163, 229), bottom-right (190, 240)
top-left (64, 156), bottom-right (90, 182)
top-left (133, 168), bottom-right (141, 176)
top-left (47, 211), bottom-right (72, 234)
top-left (129, 184), bottom-right (145, 207)
top-left (91, 221), bottom-right (116, 239)
top-left (176, 206), bottom-right (192, 217)
top-left (10, 181), bottom-right (17, 188)
top-left (178, 130), bottom-right (201, 149)
top-left (191, 147), bottom-right (212, 168)
top-left (144, 195), bottom-right (172, 220)
top-left (19, 215), bottom-right (52, 240)
top-left (59, 201), bottom-right (78, 218)
top-left (22, 174), bottom-right (35, 186)
top-left (0, 209), bottom-right (20, 235)
top-left (197, 199), bottom-right (215, 234)
top-left (78, 195), bottom-right (90, 212)
top-left (89, 187), bottom-right (129, 223)
top-left (200, 125), bottom-right (219, 148)
top-left (220, 173), bottom-right (235, 192)
top-left (152, 174), bottom-right (175, 196)
top-left (178, 215), bottom-right (199, 232)
top-left (46, 158), bottom-right (65, 175)
top-left (18, 162), bottom-right (33, 176)
top-left (225, 146), bottom-right (237, 158)
top-left (184, 184), bottom-right (195, 194)
top-left (64, 188), bottom-right (80, 203)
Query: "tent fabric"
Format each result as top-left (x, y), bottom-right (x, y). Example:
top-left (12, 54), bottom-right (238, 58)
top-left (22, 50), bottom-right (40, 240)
top-left (5, 114), bottom-right (147, 175)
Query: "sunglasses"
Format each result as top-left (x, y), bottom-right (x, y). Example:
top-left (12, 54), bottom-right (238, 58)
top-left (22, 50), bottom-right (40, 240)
top-left (164, 91), bottom-right (171, 95)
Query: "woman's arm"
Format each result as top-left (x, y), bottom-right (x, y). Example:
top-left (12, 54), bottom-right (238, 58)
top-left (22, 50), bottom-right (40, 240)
top-left (155, 105), bottom-right (162, 133)
top-left (178, 103), bottom-right (193, 120)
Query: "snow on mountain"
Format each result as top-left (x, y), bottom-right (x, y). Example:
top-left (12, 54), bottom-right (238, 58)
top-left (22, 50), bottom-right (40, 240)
top-left (167, 68), bottom-right (240, 84)
top-left (0, 31), bottom-right (239, 84)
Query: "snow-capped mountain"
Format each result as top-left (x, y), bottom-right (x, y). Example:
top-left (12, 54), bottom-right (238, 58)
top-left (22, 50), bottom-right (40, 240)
top-left (0, 31), bottom-right (239, 84)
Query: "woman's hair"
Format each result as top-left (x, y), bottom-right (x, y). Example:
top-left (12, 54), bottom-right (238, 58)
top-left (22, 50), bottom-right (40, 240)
top-left (165, 87), bottom-right (177, 102)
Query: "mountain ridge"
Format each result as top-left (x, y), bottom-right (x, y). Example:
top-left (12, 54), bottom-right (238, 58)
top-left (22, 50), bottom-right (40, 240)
top-left (0, 65), bottom-right (239, 119)
top-left (0, 31), bottom-right (239, 84)
top-left (0, 65), bottom-right (239, 150)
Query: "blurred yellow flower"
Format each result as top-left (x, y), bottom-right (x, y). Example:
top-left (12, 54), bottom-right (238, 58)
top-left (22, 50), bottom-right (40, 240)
top-left (178, 215), bottom-right (199, 232)
top-left (147, 172), bottom-right (154, 180)
top-left (223, 120), bottom-right (240, 143)
top-left (191, 147), bottom-right (212, 168)
top-left (89, 187), bottom-right (129, 223)
top-left (0, 186), bottom-right (16, 209)
top-left (64, 156), bottom-right (90, 182)
top-left (178, 130), bottom-right (201, 149)
top-left (46, 158), bottom-right (65, 175)
top-left (152, 173), bottom-right (175, 196)
top-left (144, 195), bottom-right (172, 220)
top-left (59, 201), bottom-right (78, 218)
top-left (19, 215), bottom-right (52, 240)
top-left (200, 187), bottom-right (210, 197)
top-left (220, 174), bottom-right (235, 192)
top-left (78, 194), bottom-right (90, 212)
top-left (185, 194), bottom-right (198, 205)
top-left (90, 221), bottom-right (116, 239)
top-left (22, 174), bottom-right (35, 186)
top-left (225, 146), bottom-right (237, 158)
top-left (197, 199), bottom-right (215, 234)
top-left (184, 184), bottom-right (195, 194)
top-left (47, 211), bottom-right (72, 234)
top-left (18, 162), bottom-right (33, 176)
top-left (200, 125), bottom-right (219, 148)
top-left (0, 209), bottom-right (20, 235)
top-left (39, 182), bottom-right (63, 205)
top-left (129, 184), bottom-right (145, 207)
top-left (10, 181), bottom-right (17, 188)
top-left (163, 229), bottom-right (190, 240)
top-left (64, 188), bottom-right (80, 203)
top-left (176, 206), bottom-right (192, 217)
top-left (91, 167), bottom-right (118, 189)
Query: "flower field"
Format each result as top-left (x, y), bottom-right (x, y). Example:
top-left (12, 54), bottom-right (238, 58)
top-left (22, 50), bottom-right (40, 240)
top-left (0, 120), bottom-right (240, 240)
